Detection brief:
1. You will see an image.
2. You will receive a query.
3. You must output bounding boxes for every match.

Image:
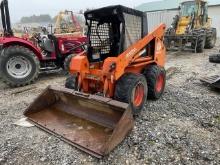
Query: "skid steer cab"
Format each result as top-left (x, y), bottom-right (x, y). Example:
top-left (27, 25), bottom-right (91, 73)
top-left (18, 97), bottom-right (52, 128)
top-left (25, 5), bottom-right (166, 158)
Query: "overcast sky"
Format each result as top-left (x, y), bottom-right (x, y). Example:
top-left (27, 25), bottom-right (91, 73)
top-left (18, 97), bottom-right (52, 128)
top-left (9, 0), bottom-right (158, 23)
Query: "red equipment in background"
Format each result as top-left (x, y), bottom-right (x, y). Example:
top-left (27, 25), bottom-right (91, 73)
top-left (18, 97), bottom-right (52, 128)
top-left (0, 0), bottom-right (87, 87)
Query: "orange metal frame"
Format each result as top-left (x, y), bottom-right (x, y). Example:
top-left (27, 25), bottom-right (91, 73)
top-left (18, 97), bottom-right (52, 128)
top-left (69, 24), bottom-right (166, 98)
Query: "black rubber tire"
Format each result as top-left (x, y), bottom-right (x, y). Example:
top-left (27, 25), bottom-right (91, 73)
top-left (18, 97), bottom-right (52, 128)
top-left (165, 27), bottom-right (176, 36)
top-left (191, 36), bottom-right (205, 53)
top-left (163, 37), bottom-right (169, 49)
top-left (65, 74), bottom-right (78, 90)
top-left (144, 65), bottom-right (166, 100)
top-left (0, 46), bottom-right (40, 87)
top-left (205, 28), bottom-right (217, 49)
top-left (165, 15), bottom-right (179, 37)
top-left (164, 28), bottom-right (175, 49)
top-left (63, 54), bottom-right (77, 72)
top-left (114, 73), bottom-right (147, 115)
top-left (209, 54), bottom-right (220, 63)
top-left (171, 15), bottom-right (179, 30)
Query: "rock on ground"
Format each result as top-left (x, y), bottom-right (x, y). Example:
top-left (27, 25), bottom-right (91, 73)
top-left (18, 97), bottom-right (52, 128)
top-left (0, 47), bottom-right (220, 165)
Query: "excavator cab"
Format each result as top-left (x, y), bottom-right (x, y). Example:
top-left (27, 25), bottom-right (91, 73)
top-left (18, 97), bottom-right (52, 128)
top-left (180, 1), bottom-right (197, 17)
top-left (176, 0), bottom-right (209, 35)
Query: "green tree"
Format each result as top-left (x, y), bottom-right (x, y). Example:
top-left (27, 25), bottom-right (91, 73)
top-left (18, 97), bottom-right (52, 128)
top-left (20, 14), bottom-right (52, 23)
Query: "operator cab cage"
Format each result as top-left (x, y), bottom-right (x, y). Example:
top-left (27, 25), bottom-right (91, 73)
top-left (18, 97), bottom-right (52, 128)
top-left (84, 5), bottom-right (148, 62)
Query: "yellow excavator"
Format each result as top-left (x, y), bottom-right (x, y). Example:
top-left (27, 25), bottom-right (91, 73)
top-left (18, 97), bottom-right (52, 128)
top-left (54, 10), bottom-right (82, 34)
top-left (165, 0), bottom-right (216, 53)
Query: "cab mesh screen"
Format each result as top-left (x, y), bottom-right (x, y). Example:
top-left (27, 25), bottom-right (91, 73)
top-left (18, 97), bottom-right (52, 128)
top-left (89, 21), bottom-right (111, 54)
top-left (123, 13), bottom-right (142, 50)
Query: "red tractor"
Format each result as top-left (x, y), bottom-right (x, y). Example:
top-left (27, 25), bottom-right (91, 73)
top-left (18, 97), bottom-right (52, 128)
top-left (0, 0), bottom-right (87, 87)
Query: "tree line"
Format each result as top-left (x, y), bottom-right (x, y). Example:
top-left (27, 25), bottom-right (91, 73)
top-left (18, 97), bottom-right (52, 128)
top-left (20, 14), bottom-right (54, 23)
top-left (20, 14), bottom-right (85, 24)
top-left (19, 9), bottom-right (95, 24)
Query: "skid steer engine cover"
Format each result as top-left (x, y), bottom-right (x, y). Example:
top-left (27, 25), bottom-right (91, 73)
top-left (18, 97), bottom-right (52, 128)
top-left (24, 86), bottom-right (134, 158)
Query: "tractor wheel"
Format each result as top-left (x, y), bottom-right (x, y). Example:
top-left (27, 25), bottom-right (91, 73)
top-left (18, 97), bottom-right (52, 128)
top-left (205, 28), bottom-right (217, 49)
top-left (114, 73), bottom-right (147, 115)
top-left (171, 15), bottom-right (179, 30)
top-left (209, 54), bottom-right (220, 63)
top-left (0, 46), bottom-right (40, 87)
top-left (191, 36), bottom-right (205, 53)
top-left (64, 54), bottom-right (77, 72)
top-left (65, 74), bottom-right (78, 90)
top-left (144, 65), bottom-right (166, 100)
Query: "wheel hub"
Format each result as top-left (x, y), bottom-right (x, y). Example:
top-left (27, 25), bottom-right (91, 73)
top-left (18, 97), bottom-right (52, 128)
top-left (6, 56), bottom-right (32, 79)
top-left (133, 82), bottom-right (144, 107)
top-left (15, 64), bottom-right (21, 69)
top-left (156, 74), bottom-right (164, 92)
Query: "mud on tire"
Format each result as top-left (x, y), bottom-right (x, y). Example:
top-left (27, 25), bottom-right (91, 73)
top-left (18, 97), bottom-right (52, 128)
top-left (205, 28), bottom-right (217, 49)
top-left (0, 46), bottom-right (40, 87)
top-left (65, 74), bottom-right (78, 90)
top-left (191, 36), bottom-right (205, 53)
top-left (144, 65), bottom-right (166, 100)
top-left (114, 73), bottom-right (147, 115)
top-left (64, 54), bottom-right (77, 72)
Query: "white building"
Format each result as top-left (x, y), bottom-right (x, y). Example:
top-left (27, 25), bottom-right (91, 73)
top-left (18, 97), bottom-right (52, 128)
top-left (136, 0), bottom-right (220, 37)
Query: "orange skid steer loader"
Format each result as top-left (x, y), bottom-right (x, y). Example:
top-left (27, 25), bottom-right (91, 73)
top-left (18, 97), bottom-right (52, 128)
top-left (24, 6), bottom-right (166, 158)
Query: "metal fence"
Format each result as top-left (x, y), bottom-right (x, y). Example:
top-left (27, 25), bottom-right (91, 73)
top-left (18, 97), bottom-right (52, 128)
top-left (146, 10), bottom-right (179, 32)
top-left (123, 13), bottom-right (142, 50)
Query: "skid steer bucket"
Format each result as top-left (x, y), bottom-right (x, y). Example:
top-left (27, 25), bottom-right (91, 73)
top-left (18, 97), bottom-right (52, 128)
top-left (200, 75), bottom-right (220, 89)
top-left (24, 86), bottom-right (134, 158)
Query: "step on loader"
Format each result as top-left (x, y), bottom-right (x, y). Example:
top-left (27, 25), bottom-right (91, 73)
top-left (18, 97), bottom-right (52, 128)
top-left (24, 5), bottom-right (166, 158)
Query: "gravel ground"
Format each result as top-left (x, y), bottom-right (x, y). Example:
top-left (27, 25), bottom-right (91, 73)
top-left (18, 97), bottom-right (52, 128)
top-left (0, 46), bottom-right (220, 165)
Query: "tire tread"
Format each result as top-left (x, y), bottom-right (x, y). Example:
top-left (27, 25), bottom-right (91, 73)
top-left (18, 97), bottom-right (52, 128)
top-left (0, 45), bottom-right (40, 87)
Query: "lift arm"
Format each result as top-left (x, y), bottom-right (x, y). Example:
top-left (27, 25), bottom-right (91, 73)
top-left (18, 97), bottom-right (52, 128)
top-left (114, 23), bottom-right (166, 80)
